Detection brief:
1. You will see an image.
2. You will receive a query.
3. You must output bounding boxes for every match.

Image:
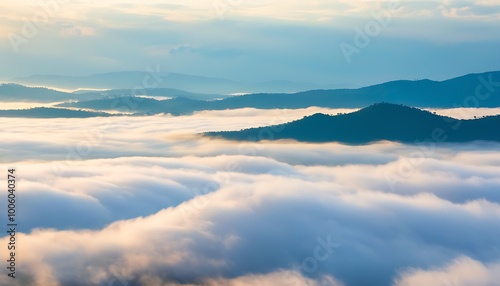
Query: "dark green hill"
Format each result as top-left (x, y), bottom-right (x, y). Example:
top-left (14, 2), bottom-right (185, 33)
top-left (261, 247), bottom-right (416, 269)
top-left (205, 103), bottom-right (500, 144)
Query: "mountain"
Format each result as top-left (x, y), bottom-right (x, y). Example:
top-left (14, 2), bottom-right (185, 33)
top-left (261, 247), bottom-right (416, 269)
top-left (12, 72), bottom-right (326, 94)
top-left (0, 84), bottom-right (81, 102)
top-left (0, 83), bottom-right (230, 103)
top-left (81, 88), bottom-right (228, 101)
top-left (209, 71), bottom-right (500, 109)
top-left (59, 71), bottom-right (500, 114)
top-left (0, 107), bottom-right (113, 118)
top-left (58, 97), bottom-right (208, 116)
top-left (205, 103), bottom-right (500, 144)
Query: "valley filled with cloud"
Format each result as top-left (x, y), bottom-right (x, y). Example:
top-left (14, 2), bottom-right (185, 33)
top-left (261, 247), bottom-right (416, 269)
top-left (1, 109), bottom-right (499, 286)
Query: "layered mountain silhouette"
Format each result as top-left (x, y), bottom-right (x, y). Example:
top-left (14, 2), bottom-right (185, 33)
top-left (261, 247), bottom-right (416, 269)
top-left (0, 83), bottom-right (225, 103)
top-left (58, 97), bottom-right (207, 115)
top-left (0, 107), bottom-right (112, 118)
top-left (201, 71), bottom-right (500, 109)
top-left (12, 72), bottom-right (325, 94)
top-left (92, 88), bottom-right (228, 101)
top-left (59, 71), bottom-right (500, 114)
top-left (205, 103), bottom-right (500, 144)
top-left (0, 84), bottom-right (83, 102)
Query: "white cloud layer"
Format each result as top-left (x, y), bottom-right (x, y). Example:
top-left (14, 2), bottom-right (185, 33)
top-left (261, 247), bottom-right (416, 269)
top-left (394, 256), bottom-right (500, 286)
top-left (0, 110), bottom-right (499, 285)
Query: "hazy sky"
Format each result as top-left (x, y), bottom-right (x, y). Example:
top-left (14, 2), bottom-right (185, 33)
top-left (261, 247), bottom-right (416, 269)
top-left (1, 0), bottom-right (499, 86)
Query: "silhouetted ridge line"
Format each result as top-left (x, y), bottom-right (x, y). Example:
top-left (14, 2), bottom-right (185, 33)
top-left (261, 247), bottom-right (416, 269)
top-left (60, 71), bottom-right (500, 114)
top-left (205, 103), bottom-right (500, 144)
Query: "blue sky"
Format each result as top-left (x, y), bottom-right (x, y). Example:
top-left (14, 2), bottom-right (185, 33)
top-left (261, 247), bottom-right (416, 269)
top-left (1, 0), bottom-right (499, 86)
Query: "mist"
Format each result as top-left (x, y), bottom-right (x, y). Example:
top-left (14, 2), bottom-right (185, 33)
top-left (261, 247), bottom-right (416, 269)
top-left (1, 109), bottom-right (499, 286)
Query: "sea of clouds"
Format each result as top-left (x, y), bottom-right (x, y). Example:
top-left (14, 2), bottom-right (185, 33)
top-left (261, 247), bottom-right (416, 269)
top-left (0, 107), bottom-right (499, 286)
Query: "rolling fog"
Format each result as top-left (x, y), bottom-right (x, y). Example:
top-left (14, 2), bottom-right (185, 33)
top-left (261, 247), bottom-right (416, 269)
top-left (1, 108), bottom-right (499, 285)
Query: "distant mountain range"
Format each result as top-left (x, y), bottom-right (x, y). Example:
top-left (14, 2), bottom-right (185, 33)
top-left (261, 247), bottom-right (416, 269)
top-left (0, 84), bottom-right (84, 102)
top-left (204, 71), bottom-right (500, 109)
top-left (58, 97), bottom-right (208, 115)
top-left (12, 72), bottom-right (333, 94)
top-left (93, 88), bottom-right (228, 101)
top-left (0, 107), bottom-right (112, 118)
top-left (205, 103), bottom-right (500, 144)
top-left (0, 84), bottom-right (226, 103)
top-left (58, 71), bottom-right (500, 114)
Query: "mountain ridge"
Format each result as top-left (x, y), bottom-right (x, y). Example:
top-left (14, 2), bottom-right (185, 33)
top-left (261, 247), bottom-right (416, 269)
top-left (12, 71), bottom-right (328, 94)
top-left (205, 103), bottom-right (500, 144)
top-left (58, 71), bottom-right (500, 115)
top-left (0, 107), bottom-right (113, 118)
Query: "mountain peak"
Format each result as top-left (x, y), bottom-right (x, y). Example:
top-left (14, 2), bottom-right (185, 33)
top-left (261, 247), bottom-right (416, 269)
top-left (206, 103), bottom-right (500, 144)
